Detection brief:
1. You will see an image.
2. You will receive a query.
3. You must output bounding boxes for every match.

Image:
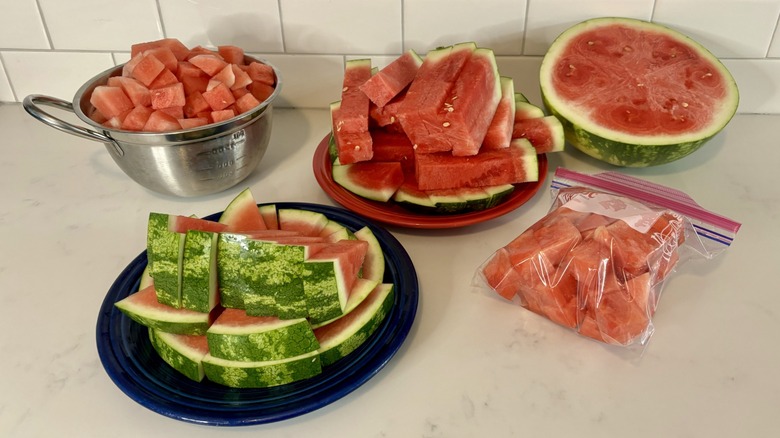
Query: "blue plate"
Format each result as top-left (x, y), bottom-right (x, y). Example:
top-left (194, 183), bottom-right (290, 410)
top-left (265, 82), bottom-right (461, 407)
top-left (96, 202), bottom-right (419, 426)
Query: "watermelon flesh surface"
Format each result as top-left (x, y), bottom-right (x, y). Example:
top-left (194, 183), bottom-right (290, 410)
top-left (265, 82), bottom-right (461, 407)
top-left (360, 49), bottom-right (422, 107)
top-left (481, 76), bottom-right (516, 151)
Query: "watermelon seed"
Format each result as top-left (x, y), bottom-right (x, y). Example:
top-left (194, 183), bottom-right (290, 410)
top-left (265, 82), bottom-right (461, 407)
top-left (701, 72), bottom-right (712, 79)
top-left (342, 86), bottom-right (349, 92)
top-left (442, 122), bottom-right (451, 127)
top-left (682, 102), bottom-right (689, 108)
top-left (623, 46), bottom-right (633, 52)
top-left (587, 41), bottom-right (594, 45)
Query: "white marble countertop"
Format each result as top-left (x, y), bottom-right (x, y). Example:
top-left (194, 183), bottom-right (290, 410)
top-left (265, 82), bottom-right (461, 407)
top-left (1, 102), bottom-right (778, 437)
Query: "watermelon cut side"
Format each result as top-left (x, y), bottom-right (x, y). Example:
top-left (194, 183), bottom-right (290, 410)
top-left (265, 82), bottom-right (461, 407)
top-left (539, 17), bottom-right (739, 167)
top-left (148, 329), bottom-right (209, 382)
top-left (202, 350), bottom-right (322, 388)
top-left (219, 188), bottom-right (267, 232)
top-left (115, 285), bottom-right (211, 335)
top-left (331, 59), bottom-right (374, 164)
top-left (414, 138), bottom-right (538, 190)
top-left (206, 309), bottom-right (319, 362)
top-left (303, 239), bottom-right (369, 324)
top-left (258, 204), bottom-right (279, 230)
top-left (354, 226), bottom-right (384, 283)
top-left (278, 208), bottom-right (329, 237)
top-left (331, 161), bottom-right (405, 202)
top-left (482, 76), bottom-right (516, 150)
top-left (359, 48), bottom-right (423, 107)
top-left (314, 283), bottom-right (395, 366)
top-left (512, 115), bottom-right (565, 154)
top-left (397, 42), bottom-right (476, 154)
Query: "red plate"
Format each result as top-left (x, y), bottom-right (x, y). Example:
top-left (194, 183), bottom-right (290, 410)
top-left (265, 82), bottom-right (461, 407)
top-left (313, 134), bottom-right (548, 229)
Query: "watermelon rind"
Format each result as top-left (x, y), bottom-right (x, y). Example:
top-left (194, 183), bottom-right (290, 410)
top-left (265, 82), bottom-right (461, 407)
top-left (539, 17), bottom-right (739, 167)
top-left (302, 256), bottom-right (351, 324)
top-left (331, 163), bottom-right (400, 202)
top-left (327, 130), bottom-right (340, 164)
top-left (202, 350), bottom-right (322, 388)
top-left (315, 283), bottom-right (395, 366)
top-left (147, 212), bottom-right (184, 308)
top-left (515, 100), bottom-right (545, 120)
top-left (278, 208), bottom-right (329, 237)
top-left (180, 230), bottom-right (219, 313)
top-left (206, 315), bottom-right (319, 362)
top-left (148, 329), bottom-right (208, 382)
top-left (310, 278), bottom-right (379, 329)
top-left (393, 186), bottom-right (435, 209)
top-left (354, 226), bottom-right (384, 283)
top-left (481, 184), bottom-right (516, 209)
top-left (320, 219), bottom-right (353, 242)
top-left (138, 264), bottom-right (153, 291)
top-left (258, 204), bottom-right (279, 230)
top-left (115, 285), bottom-right (210, 335)
top-left (511, 138), bottom-right (539, 181)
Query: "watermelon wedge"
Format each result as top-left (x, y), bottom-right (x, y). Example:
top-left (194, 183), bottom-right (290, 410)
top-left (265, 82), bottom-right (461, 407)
top-left (219, 188), bottom-right (267, 232)
top-left (331, 161), bottom-right (405, 202)
top-left (331, 59), bottom-right (373, 164)
top-left (148, 329), bottom-right (209, 382)
top-left (539, 17), bottom-right (739, 166)
top-left (115, 285), bottom-right (212, 335)
top-left (482, 76), bottom-right (516, 150)
top-left (202, 350), bottom-right (322, 388)
top-left (359, 49), bottom-right (423, 107)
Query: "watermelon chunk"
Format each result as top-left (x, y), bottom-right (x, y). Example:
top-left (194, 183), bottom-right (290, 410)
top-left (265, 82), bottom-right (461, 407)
top-left (217, 45), bottom-right (245, 65)
top-left (90, 86), bottom-right (134, 119)
top-left (151, 82), bottom-right (186, 110)
top-left (331, 59), bottom-right (374, 164)
top-left (482, 76), bottom-right (516, 150)
top-left (131, 38), bottom-right (190, 61)
top-left (331, 161), bottom-right (405, 202)
top-left (278, 208), bottom-right (329, 237)
top-left (202, 82), bottom-right (236, 111)
top-left (132, 53), bottom-right (166, 87)
top-left (369, 130), bottom-right (416, 173)
top-left (414, 138), bottom-right (538, 190)
top-left (121, 105), bottom-right (153, 131)
top-left (148, 329), bottom-right (209, 382)
top-left (247, 61), bottom-right (276, 86)
top-left (359, 49), bottom-right (423, 107)
top-left (144, 110), bottom-right (181, 132)
top-left (206, 309), bottom-right (319, 362)
top-left (189, 54), bottom-right (229, 77)
top-left (114, 285), bottom-right (210, 335)
top-left (396, 42), bottom-right (475, 154)
top-left (512, 115), bottom-right (565, 154)
top-left (109, 76), bottom-right (151, 108)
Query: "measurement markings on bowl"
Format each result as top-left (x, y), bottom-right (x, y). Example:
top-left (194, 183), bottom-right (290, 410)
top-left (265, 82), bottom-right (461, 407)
top-left (197, 129), bottom-right (250, 180)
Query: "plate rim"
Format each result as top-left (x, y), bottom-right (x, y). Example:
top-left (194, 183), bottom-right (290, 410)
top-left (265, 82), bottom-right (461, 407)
top-left (313, 133), bottom-right (548, 229)
top-left (95, 202), bottom-right (419, 426)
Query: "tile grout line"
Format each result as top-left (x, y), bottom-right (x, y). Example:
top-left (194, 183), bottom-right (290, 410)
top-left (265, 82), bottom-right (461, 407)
top-left (0, 52), bottom-right (19, 102)
top-left (521, 0), bottom-right (531, 55)
top-left (767, 12), bottom-right (780, 58)
top-left (155, 0), bottom-right (168, 37)
top-left (277, 0), bottom-right (287, 53)
top-left (34, 0), bottom-right (55, 50)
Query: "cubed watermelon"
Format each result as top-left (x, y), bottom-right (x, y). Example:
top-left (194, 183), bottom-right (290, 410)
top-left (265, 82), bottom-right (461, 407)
top-left (151, 82), bottom-right (186, 110)
top-left (231, 64), bottom-right (253, 90)
top-left (184, 91), bottom-right (211, 118)
top-left (210, 64), bottom-right (236, 89)
top-left (190, 54), bottom-right (228, 77)
top-left (121, 105), bottom-right (154, 131)
top-left (211, 109), bottom-right (235, 123)
top-left (248, 81), bottom-right (274, 103)
top-left (143, 47), bottom-right (178, 73)
top-left (234, 93), bottom-right (260, 114)
top-left (202, 82), bottom-right (236, 111)
top-left (90, 85), bottom-right (134, 119)
top-left (247, 62), bottom-right (275, 86)
top-left (131, 38), bottom-right (190, 61)
top-left (218, 45), bottom-right (245, 65)
top-left (132, 53), bottom-right (166, 87)
top-left (149, 69), bottom-right (179, 90)
top-left (144, 110), bottom-right (181, 132)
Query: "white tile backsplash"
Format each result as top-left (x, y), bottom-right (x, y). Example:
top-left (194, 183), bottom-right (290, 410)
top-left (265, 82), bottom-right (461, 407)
top-left (280, 0), bottom-right (402, 55)
top-left (0, 0), bottom-right (778, 113)
top-left (404, 0), bottom-right (527, 56)
top-left (159, 0), bottom-right (283, 53)
top-left (653, 0), bottom-right (780, 58)
top-left (0, 0), bottom-right (50, 49)
top-left (38, 0), bottom-right (163, 51)
top-left (3, 51), bottom-right (115, 102)
top-left (523, 0), bottom-right (654, 55)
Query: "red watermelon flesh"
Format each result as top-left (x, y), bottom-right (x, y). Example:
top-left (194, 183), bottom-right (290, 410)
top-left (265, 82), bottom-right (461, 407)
top-left (219, 189), bottom-right (267, 232)
top-left (168, 215), bottom-right (227, 234)
top-left (512, 116), bottom-right (565, 154)
top-left (244, 230), bottom-right (301, 239)
top-left (587, 272), bottom-right (652, 345)
top-left (481, 248), bottom-right (524, 300)
top-left (189, 54), bottom-right (229, 77)
top-left (360, 49), bottom-right (422, 107)
top-left (151, 82), bottom-right (186, 110)
top-left (481, 76), bottom-right (515, 151)
top-left (217, 45), bottom-right (245, 65)
top-left (519, 268), bottom-right (578, 328)
top-left (308, 240), bottom-right (369, 295)
top-left (143, 47), bottom-right (179, 73)
top-left (144, 110), bottom-right (181, 132)
top-left (132, 38), bottom-right (190, 61)
top-left (247, 62), bottom-right (276, 86)
top-left (442, 48), bottom-right (501, 156)
top-left (122, 105), bottom-right (154, 131)
top-left (396, 43), bottom-right (475, 154)
top-left (90, 86), bottom-right (135, 119)
top-left (333, 161), bottom-right (405, 202)
top-left (109, 76), bottom-right (152, 108)
top-left (331, 101), bottom-right (373, 165)
top-left (414, 138), bottom-right (537, 190)
top-left (132, 54), bottom-right (166, 87)
top-left (370, 130), bottom-right (416, 173)
top-left (332, 59), bottom-right (373, 164)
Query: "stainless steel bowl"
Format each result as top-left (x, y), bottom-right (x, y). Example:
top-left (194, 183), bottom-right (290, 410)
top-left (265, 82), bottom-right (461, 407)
top-left (23, 58), bottom-right (282, 197)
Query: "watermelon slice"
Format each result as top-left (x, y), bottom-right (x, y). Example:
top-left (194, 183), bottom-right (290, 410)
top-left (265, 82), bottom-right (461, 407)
top-left (539, 17), bottom-right (739, 166)
top-left (219, 188), bottom-right (267, 232)
top-left (396, 42), bottom-right (475, 154)
top-left (331, 59), bottom-right (373, 164)
top-left (148, 329), bottom-right (209, 382)
top-left (114, 285), bottom-right (211, 335)
top-left (359, 49), bottom-right (423, 107)
top-left (481, 76), bottom-right (516, 150)
top-left (331, 161), bottom-right (405, 202)
top-left (278, 208), bottom-right (329, 237)
top-left (514, 93), bottom-right (545, 120)
top-left (414, 138), bottom-right (538, 190)
top-left (303, 239), bottom-right (369, 324)
top-left (512, 115), bottom-right (565, 154)
top-left (314, 283), bottom-right (395, 366)
top-left (354, 226), bottom-right (384, 283)
top-left (206, 309), bottom-right (319, 362)
top-left (258, 204), bottom-right (279, 230)
top-left (147, 212), bottom-right (185, 308)
top-left (180, 230), bottom-right (220, 313)
top-left (202, 350), bottom-right (322, 388)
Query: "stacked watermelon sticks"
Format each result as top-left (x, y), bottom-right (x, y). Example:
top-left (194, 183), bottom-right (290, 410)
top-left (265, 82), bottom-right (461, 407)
top-left (115, 189), bottom-right (395, 388)
top-left (329, 42), bottom-right (565, 214)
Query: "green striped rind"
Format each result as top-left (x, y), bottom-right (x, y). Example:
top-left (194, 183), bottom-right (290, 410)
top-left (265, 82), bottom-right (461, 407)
top-left (138, 265), bottom-right (153, 291)
top-left (539, 17), bottom-right (739, 167)
top-left (147, 213), bottom-right (183, 308)
top-left (317, 283), bottom-right (395, 366)
top-left (243, 240), bottom-right (307, 319)
top-left (310, 278), bottom-right (379, 329)
top-left (148, 329), bottom-right (207, 382)
top-left (181, 230), bottom-right (219, 312)
top-left (394, 185), bottom-right (515, 214)
top-left (393, 186), bottom-right (434, 209)
top-left (217, 233), bottom-right (250, 308)
top-left (207, 317), bottom-right (319, 362)
top-left (303, 258), bottom-right (348, 324)
top-left (481, 184), bottom-right (515, 209)
top-left (202, 351), bottom-right (322, 388)
top-left (115, 295), bottom-right (210, 335)
top-left (544, 95), bottom-right (712, 166)
top-left (354, 227), bottom-right (384, 283)
top-left (327, 132), bottom-right (340, 164)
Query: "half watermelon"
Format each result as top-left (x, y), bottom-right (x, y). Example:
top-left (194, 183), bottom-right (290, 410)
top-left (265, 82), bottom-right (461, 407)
top-left (539, 17), bottom-right (739, 167)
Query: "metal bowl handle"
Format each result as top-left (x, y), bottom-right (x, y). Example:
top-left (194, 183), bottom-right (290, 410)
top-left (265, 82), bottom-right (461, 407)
top-left (23, 94), bottom-right (124, 156)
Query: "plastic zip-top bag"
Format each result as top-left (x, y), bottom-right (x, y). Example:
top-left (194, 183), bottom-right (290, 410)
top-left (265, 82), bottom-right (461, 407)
top-left (475, 167), bottom-right (741, 348)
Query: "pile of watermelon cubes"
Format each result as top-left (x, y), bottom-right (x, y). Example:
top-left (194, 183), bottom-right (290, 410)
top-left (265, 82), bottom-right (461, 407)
top-left (88, 38), bottom-right (276, 132)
